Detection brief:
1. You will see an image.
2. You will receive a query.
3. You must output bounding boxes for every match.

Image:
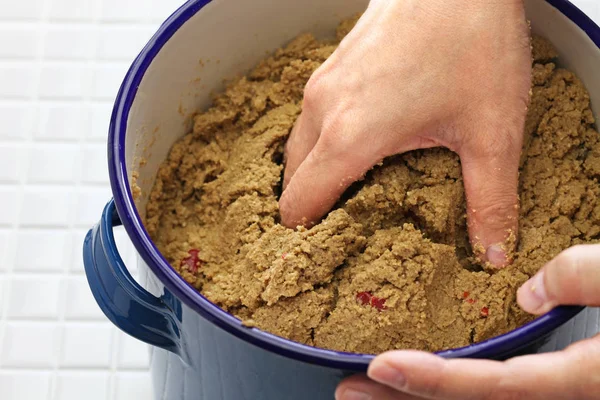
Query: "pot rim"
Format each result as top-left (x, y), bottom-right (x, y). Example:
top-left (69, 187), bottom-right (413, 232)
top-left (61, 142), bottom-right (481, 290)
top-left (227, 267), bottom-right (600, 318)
top-left (108, 0), bottom-right (597, 370)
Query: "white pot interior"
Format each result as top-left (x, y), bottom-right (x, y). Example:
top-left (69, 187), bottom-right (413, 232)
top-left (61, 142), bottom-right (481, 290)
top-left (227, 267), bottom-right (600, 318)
top-left (125, 0), bottom-right (600, 220)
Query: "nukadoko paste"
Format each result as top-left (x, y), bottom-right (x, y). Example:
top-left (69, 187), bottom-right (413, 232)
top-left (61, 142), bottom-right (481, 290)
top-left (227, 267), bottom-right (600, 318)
top-left (145, 17), bottom-right (600, 354)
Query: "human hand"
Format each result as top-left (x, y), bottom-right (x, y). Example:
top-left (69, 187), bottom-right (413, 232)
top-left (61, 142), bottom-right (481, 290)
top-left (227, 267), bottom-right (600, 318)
top-left (279, 0), bottom-right (532, 266)
top-left (335, 244), bottom-right (600, 400)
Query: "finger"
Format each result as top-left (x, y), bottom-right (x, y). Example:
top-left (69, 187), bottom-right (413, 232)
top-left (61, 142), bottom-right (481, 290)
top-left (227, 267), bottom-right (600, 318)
top-left (283, 111), bottom-right (320, 190)
top-left (517, 244), bottom-right (600, 314)
top-left (368, 341), bottom-right (600, 400)
top-left (459, 137), bottom-right (521, 267)
top-left (279, 135), bottom-right (379, 228)
top-left (336, 374), bottom-right (424, 400)
top-left (368, 350), bottom-right (503, 400)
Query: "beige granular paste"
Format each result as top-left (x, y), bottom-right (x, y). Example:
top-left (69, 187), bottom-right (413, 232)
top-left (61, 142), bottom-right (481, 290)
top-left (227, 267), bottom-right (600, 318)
top-left (146, 18), bottom-right (600, 354)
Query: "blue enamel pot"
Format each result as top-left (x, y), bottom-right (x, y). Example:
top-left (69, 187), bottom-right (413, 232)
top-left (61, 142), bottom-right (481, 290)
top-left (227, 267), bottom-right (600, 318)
top-left (83, 0), bottom-right (600, 398)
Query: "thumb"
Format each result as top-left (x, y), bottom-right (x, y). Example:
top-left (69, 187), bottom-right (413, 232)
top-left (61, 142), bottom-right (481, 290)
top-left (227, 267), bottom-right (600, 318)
top-left (517, 244), bottom-right (600, 314)
top-left (279, 137), bottom-right (378, 228)
top-left (460, 144), bottom-right (520, 267)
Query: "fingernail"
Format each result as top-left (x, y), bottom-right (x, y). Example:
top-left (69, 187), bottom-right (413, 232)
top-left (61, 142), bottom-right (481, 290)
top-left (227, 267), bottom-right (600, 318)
top-left (367, 362), bottom-right (407, 391)
top-left (518, 270), bottom-right (548, 313)
top-left (486, 244), bottom-right (508, 267)
top-left (335, 388), bottom-right (372, 400)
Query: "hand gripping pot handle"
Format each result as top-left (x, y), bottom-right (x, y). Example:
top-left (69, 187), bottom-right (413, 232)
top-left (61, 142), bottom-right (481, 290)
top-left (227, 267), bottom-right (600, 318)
top-left (83, 199), bottom-right (182, 355)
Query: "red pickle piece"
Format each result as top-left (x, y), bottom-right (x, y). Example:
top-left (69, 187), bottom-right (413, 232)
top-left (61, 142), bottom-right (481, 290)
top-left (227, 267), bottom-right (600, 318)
top-left (181, 249), bottom-right (201, 274)
top-left (356, 291), bottom-right (372, 305)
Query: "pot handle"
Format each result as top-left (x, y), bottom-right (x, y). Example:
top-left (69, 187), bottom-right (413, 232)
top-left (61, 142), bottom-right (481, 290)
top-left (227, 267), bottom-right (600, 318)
top-left (83, 199), bottom-right (182, 355)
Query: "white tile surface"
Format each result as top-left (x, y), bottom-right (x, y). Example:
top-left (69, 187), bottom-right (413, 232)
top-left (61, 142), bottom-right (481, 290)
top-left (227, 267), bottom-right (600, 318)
top-left (69, 229), bottom-right (89, 273)
top-left (20, 187), bottom-right (76, 227)
top-left (97, 26), bottom-right (154, 61)
top-left (39, 64), bottom-right (92, 100)
top-left (99, 0), bottom-right (151, 22)
top-left (7, 277), bottom-right (62, 318)
top-left (0, 105), bottom-right (35, 141)
top-left (0, 0), bottom-right (44, 20)
top-left (63, 276), bottom-right (105, 320)
top-left (0, 145), bottom-right (27, 183)
top-left (0, 187), bottom-right (19, 227)
top-left (0, 372), bottom-right (51, 400)
top-left (0, 277), bottom-right (6, 309)
top-left (114, 371), bottom-right (155, 399)
top-left (14, 230), bottom-right (71, 272)
top-left (576, 0), bottom-right (600, 17)
top-left (28, 144), bottom-right (81, 184)
top-left (48, 0), bottom-right (97, 22)
top-left (0, 65), bottom-right (37, 99)
top-left (0, 0), bottom-right (184, 396)
top-left (0, 28), bottom-right (40, 58)
top-left (80, 144), bottom-right (109, 184)
top-left (0, 229), bottom-right (15, 272)
top-left (0, 1), bottom-right (597, 400)
top-left (36, 104), bottom-right (89, 141)
top-left (114, 227), bottom-right (138, 274)
top-left (44, 26), bottom-right (97, 60)
top-left (117, 331), bottom-right (151, 369)
top-left (1, 323), bottom-right (61, 367)
top-left (55, 372), bottom-right (110, 400)
top-left (75, 186), bottom-right (113, 228)
top-left (60, 323), bottom-right (113, 368)
top-left (91, 63), bottom-right (129, 100)
top-left (88, 103), bottom-right (113, 141)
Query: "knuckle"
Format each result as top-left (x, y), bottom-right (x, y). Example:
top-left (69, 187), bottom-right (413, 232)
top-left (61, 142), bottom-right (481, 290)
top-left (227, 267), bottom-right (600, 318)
top-left (474, 193), bottom-right (518, 216)
top-left (302, 68), bottom-right (329, 111)
top-left (467, 193), bottom-right (519, 233)
top-left (461, 113), bottom-right (524, 162)
top-left (479, 130), bottom-right (519, 160)
top-left (318, 111), bottom-right (358, 156)
top-left (407, 362), bottom-right (447, 399)
top-left (489, 377), bottom-right (533, 400)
